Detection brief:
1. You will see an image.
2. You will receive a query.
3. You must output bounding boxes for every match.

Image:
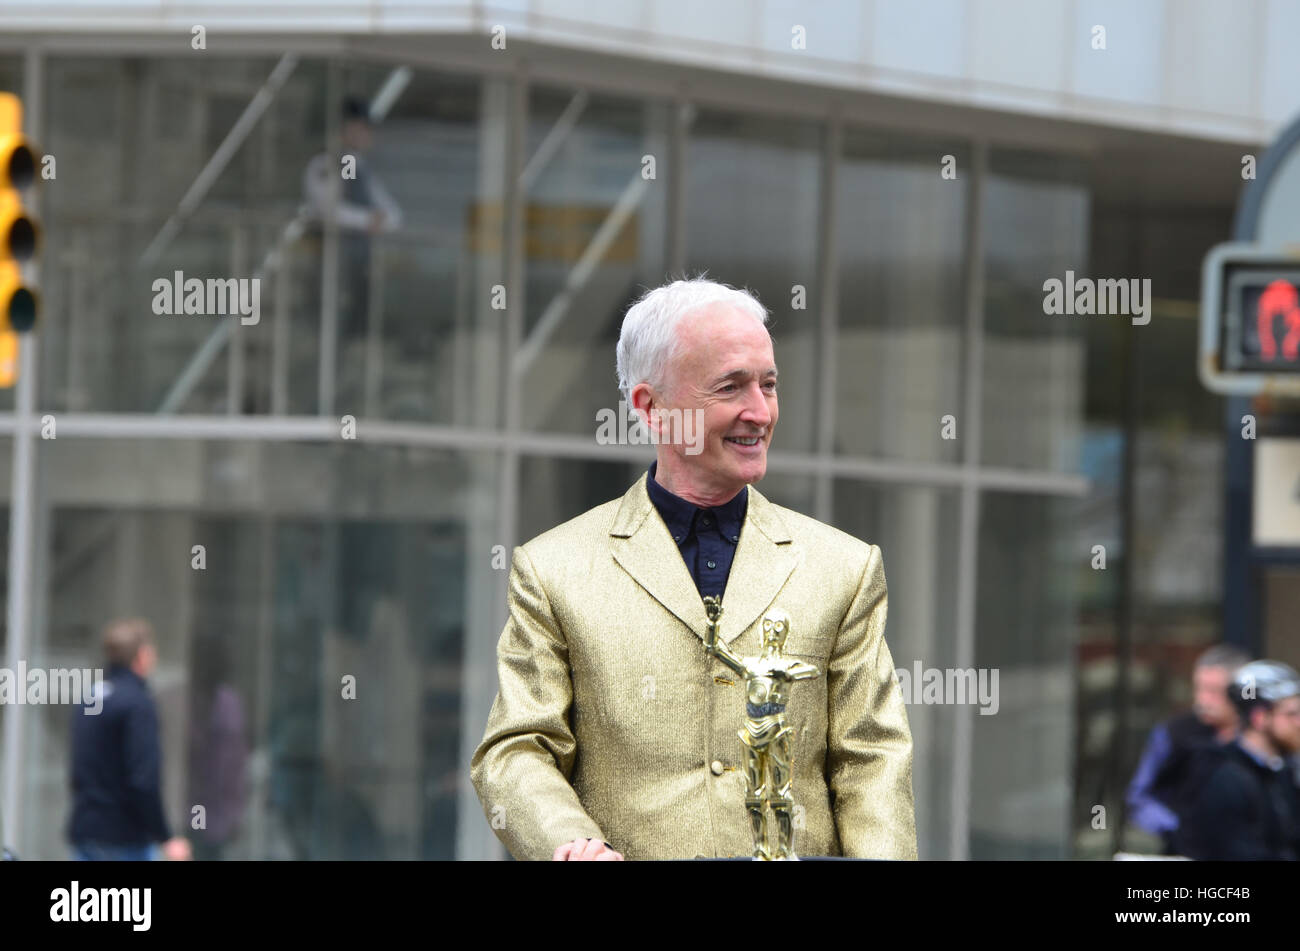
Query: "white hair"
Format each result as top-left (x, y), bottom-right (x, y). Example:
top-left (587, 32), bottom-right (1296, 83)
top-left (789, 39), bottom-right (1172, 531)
top-left (616, 277), bottom-right (770, 407)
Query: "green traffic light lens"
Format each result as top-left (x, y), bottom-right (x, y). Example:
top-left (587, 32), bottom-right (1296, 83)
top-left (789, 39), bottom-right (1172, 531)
top-left (8, 287), bottom-right (35, 332)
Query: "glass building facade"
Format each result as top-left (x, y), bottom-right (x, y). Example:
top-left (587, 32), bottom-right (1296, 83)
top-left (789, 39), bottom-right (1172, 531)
top-left (0, 39), bottom-right (1245, 859)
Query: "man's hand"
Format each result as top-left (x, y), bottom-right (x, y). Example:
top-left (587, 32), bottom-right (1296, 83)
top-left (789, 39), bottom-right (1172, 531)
top-left (162, 837), bottom-right (192, 861)
top-left (552, 837), bottom-right (624, 861)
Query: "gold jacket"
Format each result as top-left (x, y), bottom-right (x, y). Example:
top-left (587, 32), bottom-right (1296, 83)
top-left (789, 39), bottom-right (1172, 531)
top-left (470, 472), bottom-right (917, 860)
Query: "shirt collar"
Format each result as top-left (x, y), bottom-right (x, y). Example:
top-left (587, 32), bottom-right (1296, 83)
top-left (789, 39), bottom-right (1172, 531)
top-left (646, 460), bottom-right (748, 545)
top-left (1235, 737), bottom-right (1286, 772)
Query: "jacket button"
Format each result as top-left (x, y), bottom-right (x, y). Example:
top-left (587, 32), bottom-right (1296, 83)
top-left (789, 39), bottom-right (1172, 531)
top-left (710, 760), bottom-right (725, 775)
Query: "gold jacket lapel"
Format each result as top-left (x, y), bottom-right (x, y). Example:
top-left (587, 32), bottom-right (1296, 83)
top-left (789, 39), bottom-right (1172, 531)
top-left (609, 474), bottom-right (798, 647)
top-left (717, 485), bottom-right (797, 645)
top-left (609, 474), bottom-right (708, 636)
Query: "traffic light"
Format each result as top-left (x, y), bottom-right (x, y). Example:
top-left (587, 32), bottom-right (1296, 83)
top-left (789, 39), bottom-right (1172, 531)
top-left (1200, 242), bottom-right (1300, 396)
top-left (0, 91), bottom-right (38, 335)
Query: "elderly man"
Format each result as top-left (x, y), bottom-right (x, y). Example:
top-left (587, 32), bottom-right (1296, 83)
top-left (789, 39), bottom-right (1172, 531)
top-left (1125, 644), bottom-right (1248, 854)
top-left (470, 278), bottom-right (916, 861)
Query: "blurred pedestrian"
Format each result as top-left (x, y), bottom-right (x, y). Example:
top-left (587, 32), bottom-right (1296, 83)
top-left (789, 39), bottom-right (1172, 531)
top-left (1179, 660), bottom-right (1300, 860)
top-left (67, 617), bottom-right (192, 861)
top-left (301, 96), bottom-right (403, 342)
top-left (1126, 644), bottom-right (1249, 854)
top-left (186, 633), bottom-right (248, 860)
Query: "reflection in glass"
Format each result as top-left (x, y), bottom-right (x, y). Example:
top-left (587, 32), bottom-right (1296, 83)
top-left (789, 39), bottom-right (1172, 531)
top-left (835, 131), bottom-right (967, 464)
top-left (834, 480), bottom-right (960, 859)
top-left (38, 58), bottom-right (506, 423)
top-left (981, 151), bottom-right (1090, 473)
top-left (519, 87), bottom-right (669, 437)
top-left (18, 439), bottom-right (495, 860)
top-left (971, 491), bottom-right (1077, 859)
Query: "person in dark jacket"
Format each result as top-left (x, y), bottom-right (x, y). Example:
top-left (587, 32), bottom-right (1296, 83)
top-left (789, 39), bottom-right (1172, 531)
top-left (67, 617), bottom-right (191, 861)
top-left (300, 96), bottom-right (403, 341)
top-left (1126, 644), bottom-right (1249, 853)
top-left (1179, 660), bottom-right (1300, 860)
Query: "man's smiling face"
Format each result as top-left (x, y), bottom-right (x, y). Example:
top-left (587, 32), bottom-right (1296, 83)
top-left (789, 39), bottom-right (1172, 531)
top-left (648, 302), bottom-right (778, 506)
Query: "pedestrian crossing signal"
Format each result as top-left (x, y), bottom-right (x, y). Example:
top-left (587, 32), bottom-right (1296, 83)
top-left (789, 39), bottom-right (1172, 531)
top-left (1200, 243), bottom-right (1300, 395)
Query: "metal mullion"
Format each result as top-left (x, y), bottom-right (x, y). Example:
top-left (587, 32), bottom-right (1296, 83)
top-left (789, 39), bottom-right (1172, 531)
top-left (950, 139), bottom-right (988, 862)
top-left (813, 111), bottom-right (841, 522)
top-left (666, 89), bottom-right (688, 276)
top-left (317, 60), bottom-right (341, 418)
top-left (473, 62), bottom-right (529, 862)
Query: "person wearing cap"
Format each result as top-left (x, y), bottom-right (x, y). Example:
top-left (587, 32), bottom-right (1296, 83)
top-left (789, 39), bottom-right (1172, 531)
top-left (1178, 660), bottom-right (1300, 860)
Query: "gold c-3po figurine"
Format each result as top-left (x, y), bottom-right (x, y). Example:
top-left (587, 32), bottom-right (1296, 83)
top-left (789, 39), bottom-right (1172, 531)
top-left (703, 596), bottom-right (820, 860)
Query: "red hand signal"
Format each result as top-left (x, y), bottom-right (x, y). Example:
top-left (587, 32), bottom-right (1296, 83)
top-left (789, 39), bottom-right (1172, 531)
top-left (1257, 280), bottom-right (1300, 362)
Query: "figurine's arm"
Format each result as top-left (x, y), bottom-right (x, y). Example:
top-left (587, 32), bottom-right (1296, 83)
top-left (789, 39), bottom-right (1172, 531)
top-left (709, 638), bottom-right (749, 678)
top-left (703, 598), bottom-right (749, 677)
top-left (786, 661), bottom-right (820, 681)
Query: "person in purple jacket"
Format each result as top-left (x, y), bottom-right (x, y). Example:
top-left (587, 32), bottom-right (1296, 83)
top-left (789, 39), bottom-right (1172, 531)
top-left (186, 633), bottom-right (249, 860)
top-left (1126, 644), bottom-right (1250, 854)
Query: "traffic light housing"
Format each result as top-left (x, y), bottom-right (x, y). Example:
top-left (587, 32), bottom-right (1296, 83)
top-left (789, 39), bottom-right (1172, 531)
top-left (1200, 242), bottom-right (1300, 396)
top-left (0, 91), bottom-right (38, 334)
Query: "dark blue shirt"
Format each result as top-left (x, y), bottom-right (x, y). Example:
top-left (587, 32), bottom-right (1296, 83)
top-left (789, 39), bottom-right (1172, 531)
top-left (67, 664), bottom-right (172, 846)
top-left (646, 460), bottom-right (748, 599)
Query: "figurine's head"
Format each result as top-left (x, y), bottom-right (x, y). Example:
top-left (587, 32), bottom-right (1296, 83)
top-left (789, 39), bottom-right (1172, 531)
top-left (761, 610), bottom-right (790, 652)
